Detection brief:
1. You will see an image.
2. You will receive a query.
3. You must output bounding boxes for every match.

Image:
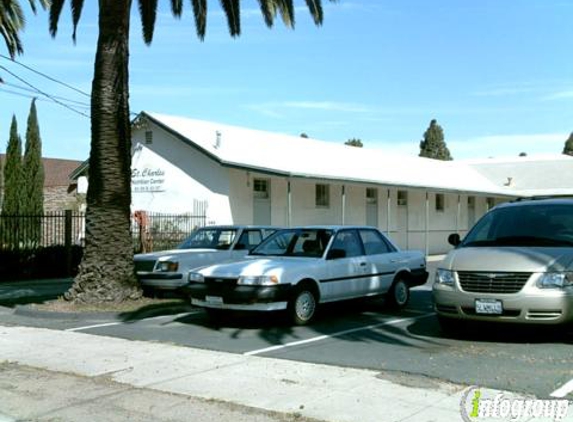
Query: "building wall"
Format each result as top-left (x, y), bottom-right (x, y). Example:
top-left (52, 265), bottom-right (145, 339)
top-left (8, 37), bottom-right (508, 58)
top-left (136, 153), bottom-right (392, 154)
top-left (129, 123), bottom-right (511, 255)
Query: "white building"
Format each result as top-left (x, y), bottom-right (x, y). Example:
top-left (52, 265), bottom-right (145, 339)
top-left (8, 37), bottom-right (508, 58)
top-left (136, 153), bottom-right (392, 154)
top-left (130, 112), bottom-right (552, 254)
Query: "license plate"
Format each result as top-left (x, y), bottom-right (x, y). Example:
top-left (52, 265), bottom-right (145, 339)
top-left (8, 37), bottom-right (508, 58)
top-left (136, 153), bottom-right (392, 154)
top-left (205, 295), bottom-right (223, 306)
top-left (475, 299), bottom-right (503, 315)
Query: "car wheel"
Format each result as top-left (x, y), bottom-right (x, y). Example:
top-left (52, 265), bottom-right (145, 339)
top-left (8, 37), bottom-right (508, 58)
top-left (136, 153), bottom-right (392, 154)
top-left (288, 286), bottom-right (317, 326)
top-left (387, 278), bottom-right (410, 309)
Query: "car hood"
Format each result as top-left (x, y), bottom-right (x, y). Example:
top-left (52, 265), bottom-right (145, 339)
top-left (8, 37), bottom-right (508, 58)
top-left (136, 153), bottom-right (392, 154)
top-left (442, 246), bottom-right (573, 273)
top-left (197, 257), bottom-right (320, 278)
top-left (134, 248), bottom-right (218, 261)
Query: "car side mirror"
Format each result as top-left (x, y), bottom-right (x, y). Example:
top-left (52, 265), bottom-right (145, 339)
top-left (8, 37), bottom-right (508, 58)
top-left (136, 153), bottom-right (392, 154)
top-left (448, 233), bottom-right (461, 246)
top-left (327, 248), bottom-right (346, 260)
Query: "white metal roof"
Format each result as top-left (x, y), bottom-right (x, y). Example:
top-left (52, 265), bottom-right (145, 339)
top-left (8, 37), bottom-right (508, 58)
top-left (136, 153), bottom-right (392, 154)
top-left (143, 112), bottom-right (517, 197)
top-left (466, 154), bottom-right (573, 196)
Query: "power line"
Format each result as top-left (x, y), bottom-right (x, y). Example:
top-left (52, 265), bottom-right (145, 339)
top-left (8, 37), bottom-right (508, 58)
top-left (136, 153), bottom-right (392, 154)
top-left (0, 54), bottom-right (90, 98)
top-left (0, 65), bottom-right (90, 118)
top-left (3, 81), bottom-right (90, 108)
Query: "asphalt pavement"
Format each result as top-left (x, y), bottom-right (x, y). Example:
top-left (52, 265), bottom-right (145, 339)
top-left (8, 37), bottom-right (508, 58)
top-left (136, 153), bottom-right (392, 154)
top-left (1, 257), bottom-right (573, 421)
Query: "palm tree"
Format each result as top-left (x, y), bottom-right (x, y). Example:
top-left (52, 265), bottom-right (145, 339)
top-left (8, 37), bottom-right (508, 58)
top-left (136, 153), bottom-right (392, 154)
top-left (0, 0), bottom-right (48, 58)
top-left (47, 0), bottom-right (334, 304)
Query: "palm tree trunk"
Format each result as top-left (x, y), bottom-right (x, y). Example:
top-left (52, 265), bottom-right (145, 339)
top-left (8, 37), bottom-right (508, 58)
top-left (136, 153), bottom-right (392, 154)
top-left (65, 0), bottom-right (141, 303)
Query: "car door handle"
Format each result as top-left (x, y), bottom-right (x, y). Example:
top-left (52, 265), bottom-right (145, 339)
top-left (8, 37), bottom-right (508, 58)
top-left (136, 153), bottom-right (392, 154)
top-left (359, 262), bottom-right (367, 266)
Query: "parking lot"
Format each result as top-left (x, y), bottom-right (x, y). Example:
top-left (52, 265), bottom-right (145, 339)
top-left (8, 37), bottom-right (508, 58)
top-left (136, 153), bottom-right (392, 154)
top-left (1, 259), bottom-right (572, 400)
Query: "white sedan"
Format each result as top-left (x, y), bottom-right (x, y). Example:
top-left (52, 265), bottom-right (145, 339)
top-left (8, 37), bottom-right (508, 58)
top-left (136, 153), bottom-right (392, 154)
top-left (186, 226), bottom-right (428, 324)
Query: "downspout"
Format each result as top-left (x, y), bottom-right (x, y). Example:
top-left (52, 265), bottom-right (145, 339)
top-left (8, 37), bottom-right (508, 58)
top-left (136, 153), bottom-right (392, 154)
top-left (387, 189), bottom-right (391, 234)
top-left (456, 194), bottom-right (461, 234)
top-left (287, 180), bottom-right (292, 227)
top-left (341, 185), bottom-right (346, 225)
top-left (425, 192), bottom-right (430, 255)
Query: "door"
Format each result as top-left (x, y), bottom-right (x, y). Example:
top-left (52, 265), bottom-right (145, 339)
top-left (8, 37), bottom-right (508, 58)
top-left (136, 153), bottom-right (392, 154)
top-left (253, 178), bottom-right (271, 225)
top-left (366, 187), bottom-right (378, 227)
top-left (358, 229), bottom-right (398, 295)
top-left (322, 229), bottom-right (369, 301)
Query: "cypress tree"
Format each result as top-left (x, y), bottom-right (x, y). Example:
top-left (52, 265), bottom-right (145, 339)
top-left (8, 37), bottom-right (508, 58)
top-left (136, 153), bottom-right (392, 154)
top-left (3, 116), bottom-right (23, 216)
top-left (23, 99), bottom-right (44, 214)
top-left (1, 116), bottom-right (24, 248)
top-left (419, 119), bottom-right (453, 160)
top-left (22, 100), bottom-right (45, 246)
top-left (563, 132), bottom-right (573, 156)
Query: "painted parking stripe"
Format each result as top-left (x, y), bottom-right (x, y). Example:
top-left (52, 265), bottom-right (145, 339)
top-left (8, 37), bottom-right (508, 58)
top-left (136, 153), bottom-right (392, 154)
top-left (550, 379), bottom-right (573, 398)
top-left (244, 313), bottom-right (434, 356)
top-left (65, 310), bottom-right (201, 332)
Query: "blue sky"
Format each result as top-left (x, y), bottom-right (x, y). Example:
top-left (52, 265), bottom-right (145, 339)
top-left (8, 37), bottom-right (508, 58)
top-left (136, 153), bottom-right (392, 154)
top-left (1, 0), bottom-right (572, 161)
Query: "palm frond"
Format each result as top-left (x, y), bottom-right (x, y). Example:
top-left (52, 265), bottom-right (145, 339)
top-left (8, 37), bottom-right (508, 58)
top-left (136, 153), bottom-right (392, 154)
top-left (219, 0), bottom-right (240, 37)
top-left (257, 0), bottom-right (276, 28)
top-left (305, 0), bottom-right (323, 25)
top-left (170, 0), bottom-right (183, 17)
top-left (49, 0), bottom-right (65, 37)
top-left (71, 0), bottom-right (85, 42)
top-left (275, 0), bottom-right (295, 28)
top-left (27, 0), bottom-right (50, 14)
top-left (138, 0), bottom-right (158, 45)
top-left (191, 0), bottom-right (207, 40)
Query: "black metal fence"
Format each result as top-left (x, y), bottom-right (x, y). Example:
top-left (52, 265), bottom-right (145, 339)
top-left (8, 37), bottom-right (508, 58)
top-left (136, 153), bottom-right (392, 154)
top-left (0, 211), bottom-right (207, 280)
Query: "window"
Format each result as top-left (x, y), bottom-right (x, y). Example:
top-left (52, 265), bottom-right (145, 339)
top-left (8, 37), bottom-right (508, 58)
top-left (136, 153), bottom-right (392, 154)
top-left (486, 197), bottom-right (495, 210)
top-left (254, 179), bottom-right (269, 199)
top-left (397, 190), bottom-right (408, 207)
top-left (366, 188), bottom-right (378, 204)
top-left (330, 230), bottom-right (363, 258)
top-left (435, 194), bottom-right (445, 212)
top-left (236, 230), bottom-right (263, 250)
top-left (145, 130), bottom-right (153, 145)
top-left (468, 196), bottom-right (475, 209)
top-left (316, 184), bottom-right (330, 207)
top-left (359, 229), bottom-right (393, 255)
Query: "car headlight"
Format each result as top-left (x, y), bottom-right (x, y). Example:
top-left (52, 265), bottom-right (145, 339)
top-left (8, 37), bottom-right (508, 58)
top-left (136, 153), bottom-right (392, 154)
top-left (155, 261), bottom-right (179, 272)
top-left (435, 269), bottom-right (455, 286)
top-left (188, 272), bottom-right (204, 283)
top-left (537, 273), bottom-right (573, 289)
top-left (237, 275), bottom-right (279, 286)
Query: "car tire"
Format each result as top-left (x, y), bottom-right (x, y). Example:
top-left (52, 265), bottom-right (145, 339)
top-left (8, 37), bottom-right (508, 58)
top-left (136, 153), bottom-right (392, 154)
top-left (386, 278), bottom-right (410, 309)
top-left (288, 285), bottom-right (317, 326)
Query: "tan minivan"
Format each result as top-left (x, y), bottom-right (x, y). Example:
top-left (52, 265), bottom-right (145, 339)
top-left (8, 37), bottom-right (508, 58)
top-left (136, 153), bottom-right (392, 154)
top-left (433, 198), bottom-right (573, 330)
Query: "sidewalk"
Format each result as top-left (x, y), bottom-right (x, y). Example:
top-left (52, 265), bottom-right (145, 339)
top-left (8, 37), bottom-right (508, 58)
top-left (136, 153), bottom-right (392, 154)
top-left (3, 323), bottom-right (565, 422)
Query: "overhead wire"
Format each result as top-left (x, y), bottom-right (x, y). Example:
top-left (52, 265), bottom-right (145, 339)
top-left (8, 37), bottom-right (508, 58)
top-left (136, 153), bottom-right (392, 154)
top-left (0, 65), bottom-right (90, 118)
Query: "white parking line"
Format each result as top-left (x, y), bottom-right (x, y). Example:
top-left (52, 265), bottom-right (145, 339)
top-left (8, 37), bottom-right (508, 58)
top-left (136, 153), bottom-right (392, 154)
top-left (65, 311), bottom-right (200, 332)
top-left (244, 313), bottom-right (434, 356)
top-left (550, 379), bottom-right (573, 398)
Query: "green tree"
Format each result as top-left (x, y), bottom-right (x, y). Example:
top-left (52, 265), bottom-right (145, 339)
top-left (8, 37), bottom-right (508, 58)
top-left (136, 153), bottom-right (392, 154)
top-left (563, 132), bottom-right (573, 156)
top-left (0, 154), bottom-right (3, 210)
top-left (0, 0), bottom-right (48, 57)
top-left (345, 138), bottom-right (363, 148)
top-left (1, 116), bottom-right (23, 248)
top-left (48, 0), bottom-right (334, 304)
top-left (22, 99), bottom-right (44, 245)
top-left (418, 119), bottom-right (453, 160)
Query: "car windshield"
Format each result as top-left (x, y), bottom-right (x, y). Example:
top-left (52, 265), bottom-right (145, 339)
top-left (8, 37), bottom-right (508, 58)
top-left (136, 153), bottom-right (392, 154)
top-left (250, 228), bottom-right (333, 257)
top-left (178, 228), bottom-right (238, 250)
top-left (462, 203), bottom-right (573, 247)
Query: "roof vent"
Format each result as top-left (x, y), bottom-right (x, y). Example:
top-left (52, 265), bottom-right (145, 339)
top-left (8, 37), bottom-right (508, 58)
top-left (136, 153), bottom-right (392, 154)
top-left (214, 131), bottom-right (221, 149)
